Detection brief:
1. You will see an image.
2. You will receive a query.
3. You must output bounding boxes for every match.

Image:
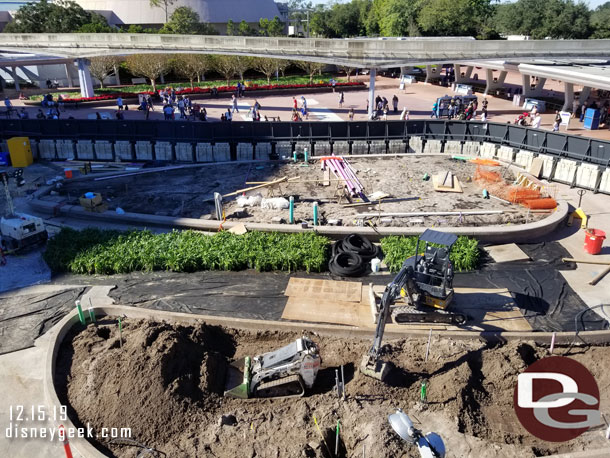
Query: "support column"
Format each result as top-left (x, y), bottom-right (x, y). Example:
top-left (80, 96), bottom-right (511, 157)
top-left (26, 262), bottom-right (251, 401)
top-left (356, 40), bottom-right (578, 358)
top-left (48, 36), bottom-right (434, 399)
top-left (562, 82), bottom-right (574, 112)
top-left (522, 74), bottom-right (546, 98)
top-left (113, 65), bottom-right (121, 86)
top-left (453, 64), bottom-right (473, 84)
top-left (484, 69), bottom-right (507, 96)
top-left (424, 64), bottom-right (441, 84)
top-left (76, 58), bottom-right (94, 98)
top-left (579, 86), bottom-right (591, 103)
top-left (64, 63), bottom-right (74, 88)
top-left (368, 68), bottom-right (376, 120)
top-left (11, 66), bottom-right (20, 91)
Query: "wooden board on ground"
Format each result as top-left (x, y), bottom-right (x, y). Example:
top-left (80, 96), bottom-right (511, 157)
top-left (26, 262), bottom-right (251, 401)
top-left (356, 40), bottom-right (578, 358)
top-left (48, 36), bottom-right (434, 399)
top-left (484, 244), bottom-right (531, 263)
top-left (322, 168), bottom-right (330, 186)
top-left (528, 157), bottom-right (544, 178)
top-left (227, 222), bottom-right (248, 235)
top-left (284, 278), bottom-right (362, 303)
top-left (432, 174), bottom-right (463, 193)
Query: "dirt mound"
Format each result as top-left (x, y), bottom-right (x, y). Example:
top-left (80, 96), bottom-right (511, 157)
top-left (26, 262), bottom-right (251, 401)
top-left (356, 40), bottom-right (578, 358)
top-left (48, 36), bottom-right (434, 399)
top-left (56, 319), bottom-right (610, 457)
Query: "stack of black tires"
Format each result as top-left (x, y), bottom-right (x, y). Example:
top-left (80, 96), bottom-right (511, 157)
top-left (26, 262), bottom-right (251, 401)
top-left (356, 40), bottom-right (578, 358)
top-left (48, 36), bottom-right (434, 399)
top-left (328, 234), bottom-right (381, 277)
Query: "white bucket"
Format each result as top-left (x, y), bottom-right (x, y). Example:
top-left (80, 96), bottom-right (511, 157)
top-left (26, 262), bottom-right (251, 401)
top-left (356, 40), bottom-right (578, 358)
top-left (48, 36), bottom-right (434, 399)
top-left (371, 258), bottom-right (381, 273)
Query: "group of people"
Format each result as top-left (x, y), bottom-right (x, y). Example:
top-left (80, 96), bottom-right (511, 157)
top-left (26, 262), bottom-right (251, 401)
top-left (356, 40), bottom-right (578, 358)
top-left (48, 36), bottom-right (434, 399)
top-left (575, 98), bottom-right (610, 129)
top-left (291, 96), bottom-right (309, 121)
top-left (431, 96), bottom-right (484, 121)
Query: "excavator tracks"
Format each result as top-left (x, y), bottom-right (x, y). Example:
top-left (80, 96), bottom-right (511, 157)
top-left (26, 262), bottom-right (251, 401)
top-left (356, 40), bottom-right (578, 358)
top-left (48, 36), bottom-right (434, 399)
top-left (391, 306), bottom-right (467, 326)
top-left (254, 375), bottom-right (305, 399)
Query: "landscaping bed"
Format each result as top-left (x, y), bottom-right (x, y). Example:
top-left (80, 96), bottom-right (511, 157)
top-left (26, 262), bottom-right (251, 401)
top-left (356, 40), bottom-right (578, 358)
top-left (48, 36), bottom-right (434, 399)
top-left (55, 318), bottom-right (610, 457)
top-left (25, 81), bottom-right (364, 105)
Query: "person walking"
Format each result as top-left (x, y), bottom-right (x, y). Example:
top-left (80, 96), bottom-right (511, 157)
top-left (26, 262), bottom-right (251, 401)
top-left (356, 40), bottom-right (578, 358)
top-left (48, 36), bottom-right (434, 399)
top-left (580, 101), bottom-right (588, 122)
top-left (231, 94), bottom-right (239, 113)
top-left (117, 96), bottom-right (123, 111)
top-left (338, 91), bottom-right (344, 108)
top-left (392, 95), bottom-right (399, 113)
top-left (382, 106), bottom-right (388, 121)
top-left (400, 106), bottom-right (407, 120)
top-left (431, 101), bottom-right (438, 118)
top-left (531, 112), bottom-right (541, 129)
top-left (348, 107), bottom-right (354, 121)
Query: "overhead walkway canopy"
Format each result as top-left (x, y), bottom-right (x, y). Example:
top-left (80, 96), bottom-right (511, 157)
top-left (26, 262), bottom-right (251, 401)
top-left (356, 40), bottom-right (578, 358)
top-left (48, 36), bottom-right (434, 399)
top-left (0, 34), bottom-right (608, 68)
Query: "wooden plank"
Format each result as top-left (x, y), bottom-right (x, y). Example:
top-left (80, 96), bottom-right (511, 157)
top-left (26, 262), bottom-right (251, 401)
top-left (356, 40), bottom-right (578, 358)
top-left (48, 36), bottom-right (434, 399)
top-left (528, 157), bottom-right (544, 178)
top-left (281, 296), bottom-right (367, 326)
top-left (223, 176), bottom-right (291, 198)
top-left (432, 174), bottom-right (463, 193)
top-left (284, 278), bottom-right (362, 302)
top-left (323, 168), bottom-right (330, 186)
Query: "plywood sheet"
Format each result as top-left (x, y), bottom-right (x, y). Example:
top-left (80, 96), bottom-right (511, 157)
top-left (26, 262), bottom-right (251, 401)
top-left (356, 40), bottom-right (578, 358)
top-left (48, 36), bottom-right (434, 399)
top-left (432, 174), bottom-right (463, 193)
top-left (484, 244), bottom-right (531, 263)
top-left (284, 278), bottom-right (362, 303)
top-left (281, 296), bottom-right (369, 326)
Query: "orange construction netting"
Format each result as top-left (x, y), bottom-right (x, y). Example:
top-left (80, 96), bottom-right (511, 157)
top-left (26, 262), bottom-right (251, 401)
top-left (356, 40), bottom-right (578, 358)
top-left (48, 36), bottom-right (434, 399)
top-left (470, 158), bottom-right (501, 167)
top-left (473, 165), bottom-right (557, 209)
top-left (523, 198), bottom-right (558, 209)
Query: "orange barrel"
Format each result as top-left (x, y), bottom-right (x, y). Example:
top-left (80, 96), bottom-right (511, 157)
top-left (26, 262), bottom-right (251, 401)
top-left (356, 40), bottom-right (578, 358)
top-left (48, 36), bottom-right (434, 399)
top-left (65, 169), bottom-right (73, 179)
top-left (584, 229), bottom-right (606, 255)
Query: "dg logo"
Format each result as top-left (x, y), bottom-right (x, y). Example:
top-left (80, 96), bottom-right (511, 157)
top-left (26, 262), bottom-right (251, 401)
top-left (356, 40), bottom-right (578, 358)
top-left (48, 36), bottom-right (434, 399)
top-left (514, 356), bottom-right (601, 442)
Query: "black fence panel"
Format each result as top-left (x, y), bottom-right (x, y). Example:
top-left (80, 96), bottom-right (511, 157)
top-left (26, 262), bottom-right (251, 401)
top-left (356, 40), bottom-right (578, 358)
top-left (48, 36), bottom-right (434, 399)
top-left (348, 122), bottom-right (368, 138)
top-left (590, 140), bottom-right (610, 166)
top-left (545, 133), bottom-right (566, 156)
top-left (486, 123), bottom-right (507, 143)
top-left (1, 119), bottom-right (609, 164)
top-left (506, 126), bottom-right (527, 148)
top-left (424, 121), bottom-right (445, 139)
top-left (367, 121), bottom-right (386, 139)
top-left (525, 129), bottom-right (545, 151)
top-left (386, 121), bottom-right (406, 138)
top-left (565, 136), bottom-right (591, 162)
top-left (445, 122), bottom-right (467, 141)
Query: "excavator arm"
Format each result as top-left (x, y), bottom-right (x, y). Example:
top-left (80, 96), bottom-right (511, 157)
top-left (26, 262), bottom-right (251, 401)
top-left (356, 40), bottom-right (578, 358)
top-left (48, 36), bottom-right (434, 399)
top-left (360, 260), bottom-right (419, 381)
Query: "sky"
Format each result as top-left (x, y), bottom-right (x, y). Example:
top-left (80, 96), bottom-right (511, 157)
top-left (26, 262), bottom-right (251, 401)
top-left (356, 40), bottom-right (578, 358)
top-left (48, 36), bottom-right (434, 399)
top-left (308, 0), bottom-right (608, 9)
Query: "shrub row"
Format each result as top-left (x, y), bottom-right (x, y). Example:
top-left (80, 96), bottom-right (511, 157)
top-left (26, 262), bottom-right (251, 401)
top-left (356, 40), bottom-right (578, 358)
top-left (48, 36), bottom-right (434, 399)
top-left (380, 235), bottom-right (480, 272)
top-left (43, 228), bottom-right (330, 275)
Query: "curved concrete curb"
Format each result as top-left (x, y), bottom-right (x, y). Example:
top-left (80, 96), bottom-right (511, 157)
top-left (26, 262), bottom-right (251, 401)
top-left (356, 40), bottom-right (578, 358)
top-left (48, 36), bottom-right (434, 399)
top-left (45, 305), bottom-right (610, 458)
top-left (31, 192), bottom-right (568, 243)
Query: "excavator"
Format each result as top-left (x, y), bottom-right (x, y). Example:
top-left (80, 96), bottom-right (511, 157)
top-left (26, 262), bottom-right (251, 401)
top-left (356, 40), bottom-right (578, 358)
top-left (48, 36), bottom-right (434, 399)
top-left (224, 336), bottom-right (321, 399)
top-left (361, 229), bottom-right (467, 380)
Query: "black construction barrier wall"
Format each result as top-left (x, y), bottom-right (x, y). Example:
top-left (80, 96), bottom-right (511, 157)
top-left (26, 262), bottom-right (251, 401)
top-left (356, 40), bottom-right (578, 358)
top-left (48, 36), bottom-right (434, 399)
top-left (1, 119), bottom-right (609, 166)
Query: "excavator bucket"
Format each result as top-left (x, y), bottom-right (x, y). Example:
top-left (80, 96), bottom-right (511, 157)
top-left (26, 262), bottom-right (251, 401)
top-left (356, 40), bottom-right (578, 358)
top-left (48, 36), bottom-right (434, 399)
top-left (360, 355), bottom-right (391, 381)
top-left (224, 356), bottom-right (251, 399)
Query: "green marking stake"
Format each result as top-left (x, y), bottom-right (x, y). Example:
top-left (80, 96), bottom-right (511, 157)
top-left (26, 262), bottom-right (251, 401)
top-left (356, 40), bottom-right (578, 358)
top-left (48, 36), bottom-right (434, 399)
top-left (304, 148), bottom-right (309, 163)
top-left (420, 379), bottom-right (428, 403)
top-left (313, 202), bottom-right (319, 227)
top-left (335, 420), bottom-right (341, 456)
top-left (75, 300), bottom-right (85, 325)
top-left (422, 173), bottom-right (430, 181)
top-left (88, 298), bottom-right (96, 323)
top-left (293, 150), bottom-right (298, 163)
top-left (289, 196), bottom-right (295, 224)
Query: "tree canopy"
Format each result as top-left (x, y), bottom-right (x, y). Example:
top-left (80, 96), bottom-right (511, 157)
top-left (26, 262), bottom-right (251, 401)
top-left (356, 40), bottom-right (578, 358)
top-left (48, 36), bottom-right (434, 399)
top-left (160, 6), bottom-right (218, 35)
top-left (3, 0), bottom-right (112, 33)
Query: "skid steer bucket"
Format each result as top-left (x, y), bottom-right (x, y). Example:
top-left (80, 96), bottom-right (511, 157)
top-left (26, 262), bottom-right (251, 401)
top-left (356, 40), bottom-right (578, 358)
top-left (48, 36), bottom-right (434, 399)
top-left (224, 356), bottom-right (251, 399)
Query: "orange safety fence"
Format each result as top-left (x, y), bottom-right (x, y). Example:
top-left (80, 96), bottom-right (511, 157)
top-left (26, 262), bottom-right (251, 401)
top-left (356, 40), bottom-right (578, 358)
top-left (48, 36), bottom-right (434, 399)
top-left (507, 187), bottom-right (541, 203)
top-left (523, 198), bottom-right (558, 209)
top-left (470, 158), bottom-right (501, 167)
top-left (474, 166), bottom-right (503, 183)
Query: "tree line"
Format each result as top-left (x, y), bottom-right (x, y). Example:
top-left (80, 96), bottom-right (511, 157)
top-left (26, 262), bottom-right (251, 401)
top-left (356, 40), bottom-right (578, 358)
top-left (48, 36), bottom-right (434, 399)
top-left (302, 0), bottom-right (610, 39)
top-left (4, 0), bottom-right (608, 39)
top-left (88, 55), bottom-right (329, 92)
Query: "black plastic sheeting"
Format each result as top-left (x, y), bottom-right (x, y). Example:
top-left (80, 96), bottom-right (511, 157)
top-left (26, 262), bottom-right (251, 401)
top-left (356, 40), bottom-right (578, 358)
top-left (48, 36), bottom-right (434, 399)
top-left (108, 270), bottom-right (290, 321)
top-left (455, 242), bottom-right (607, 332)
top-left (0, 287), bottom-right (85, 354)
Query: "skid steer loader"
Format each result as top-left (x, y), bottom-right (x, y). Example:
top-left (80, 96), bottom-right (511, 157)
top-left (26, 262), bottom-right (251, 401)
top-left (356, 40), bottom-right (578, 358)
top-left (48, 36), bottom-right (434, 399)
top-left (224, 337), bottom-right (321, 399)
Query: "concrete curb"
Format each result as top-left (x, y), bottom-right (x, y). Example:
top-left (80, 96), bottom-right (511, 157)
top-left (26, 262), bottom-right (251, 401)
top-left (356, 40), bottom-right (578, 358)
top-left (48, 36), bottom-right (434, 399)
top-left (45, 305), bottom-right (610, 457)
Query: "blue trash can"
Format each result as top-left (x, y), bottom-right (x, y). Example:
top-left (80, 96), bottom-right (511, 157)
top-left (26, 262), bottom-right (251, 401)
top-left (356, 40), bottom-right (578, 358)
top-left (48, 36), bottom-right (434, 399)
top-left (583, 108), bottom-right (600, 130)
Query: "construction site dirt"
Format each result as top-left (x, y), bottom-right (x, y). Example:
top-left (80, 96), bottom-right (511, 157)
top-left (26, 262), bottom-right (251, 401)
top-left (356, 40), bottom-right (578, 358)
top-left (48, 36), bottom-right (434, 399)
top-left (57, 157), bottom-right (548, 227)
top-left (56, 319), bottom-right (609, 458)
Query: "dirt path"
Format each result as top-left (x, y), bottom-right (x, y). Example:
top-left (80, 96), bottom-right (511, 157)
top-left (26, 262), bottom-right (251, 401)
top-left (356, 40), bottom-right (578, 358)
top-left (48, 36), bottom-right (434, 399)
top-left (55, 319), bottom-right (609, 457)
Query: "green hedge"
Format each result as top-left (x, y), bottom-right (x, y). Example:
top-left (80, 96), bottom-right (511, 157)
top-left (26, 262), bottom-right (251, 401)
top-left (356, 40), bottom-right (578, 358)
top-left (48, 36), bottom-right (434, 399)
top-left (44, 228), bottom-right (330, 275)
top-left (380, 235), bottom-right (479, 272)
